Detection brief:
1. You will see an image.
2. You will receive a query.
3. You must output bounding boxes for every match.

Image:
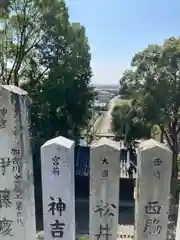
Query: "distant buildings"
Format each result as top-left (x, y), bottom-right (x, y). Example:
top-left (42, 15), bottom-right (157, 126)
top-left (94, 101), bottom-right (108, 111)
top-left (96, 90), bottom-right (113, 103)
top-left (93, 84), bottom-right (119, 110)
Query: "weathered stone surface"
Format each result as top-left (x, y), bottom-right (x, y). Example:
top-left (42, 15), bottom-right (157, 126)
top-left (0, 85), bottom-right (36, 240)
top-left (90, 137), bottom-right (120, 240)
top-left (41, 136), bottom-right (75, 240)
top-left (175, 193), bottom-right (180, 240)
top-left (135, 139), bottom-right (172, 240)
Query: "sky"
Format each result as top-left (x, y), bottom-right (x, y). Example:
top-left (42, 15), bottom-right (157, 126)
top-left (66, 0), bottom-right (180, 85)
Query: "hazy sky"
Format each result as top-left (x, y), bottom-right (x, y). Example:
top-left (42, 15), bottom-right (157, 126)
top-left (66, 0), bottom-right (180, 84)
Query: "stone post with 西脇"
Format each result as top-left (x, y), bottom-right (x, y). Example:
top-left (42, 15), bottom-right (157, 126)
top-left (41, 136), bottom-right (75, 240)
top-left (135, 139), bottom-right (172, 240)
top-left (0, 85), bottom-right (36, 240)
top-left (90, 138), bottom-right (120, 240)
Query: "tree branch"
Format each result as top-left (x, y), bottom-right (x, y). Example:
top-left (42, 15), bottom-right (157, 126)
top-left (160, 125), bottom-right (173, 150)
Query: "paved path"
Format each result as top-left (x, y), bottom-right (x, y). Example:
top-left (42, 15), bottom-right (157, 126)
top-left (96, 97), bottom-right (116, 136)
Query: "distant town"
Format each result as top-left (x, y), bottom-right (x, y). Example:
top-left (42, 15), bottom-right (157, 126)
top-left (93, 84), bottom-right (119, 111)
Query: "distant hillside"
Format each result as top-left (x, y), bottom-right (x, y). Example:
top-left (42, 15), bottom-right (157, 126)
top-left (93, 84), bottom-right (119, 90)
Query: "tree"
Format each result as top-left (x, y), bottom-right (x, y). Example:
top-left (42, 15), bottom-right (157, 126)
top-left (111, 102), bottom-right (152, 145)
top-left (119, 70), bottom-right (139, 99)
top-left (119, 37), bottom-right (180, 201)
top-left (0, 0), bottom-right (44, 86)
top-left (21, 0), bottom-right (94, 145)
top-left (2, 0), bottom-right (94, 229)
top-left (0, 0), bottom-right (94, 146)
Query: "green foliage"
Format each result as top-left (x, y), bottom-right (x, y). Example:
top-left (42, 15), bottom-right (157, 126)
top-left (0, 0), bottom-right (94, 147)
top-left (119, 70), bottom-right (139, 98)
top-left (112, 101), bottom-right (151, 144)
top-left (79, 236), bottom-right (88, 240)
top-left (0, 0), bottom-right (43, 85)
top-left (114, 99), bottom-right (131, 106)
top-left (151, 125), bottom-right (162, 141)
top-left (119, 37), bottom-right (180, 179)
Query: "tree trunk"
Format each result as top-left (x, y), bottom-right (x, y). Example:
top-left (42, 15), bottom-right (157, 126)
top-left (160, 130), bottom-right (163, 143)
top-left (160, 125), bottom-right (179, 231)
top-left (169, 150), bottom-right (178, 228)
top-left (171, 151), bottom-right (178, 200)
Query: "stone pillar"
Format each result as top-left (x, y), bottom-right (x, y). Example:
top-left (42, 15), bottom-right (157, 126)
top-left (90, 137), bottom-right (120, 240)
top-left (135, 139), bottom-right (172, 240)
top-left (41, 136), bottom-right (75, 240)
top-left (0, 85), bottom-right (36, 239)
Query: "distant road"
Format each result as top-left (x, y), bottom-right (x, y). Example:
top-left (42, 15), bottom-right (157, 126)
top-left (95, 96), bottom-right (119, 137)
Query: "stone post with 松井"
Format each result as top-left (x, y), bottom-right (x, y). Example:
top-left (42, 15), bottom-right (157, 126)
top-left (90, 137), bottom-right (120, 240)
